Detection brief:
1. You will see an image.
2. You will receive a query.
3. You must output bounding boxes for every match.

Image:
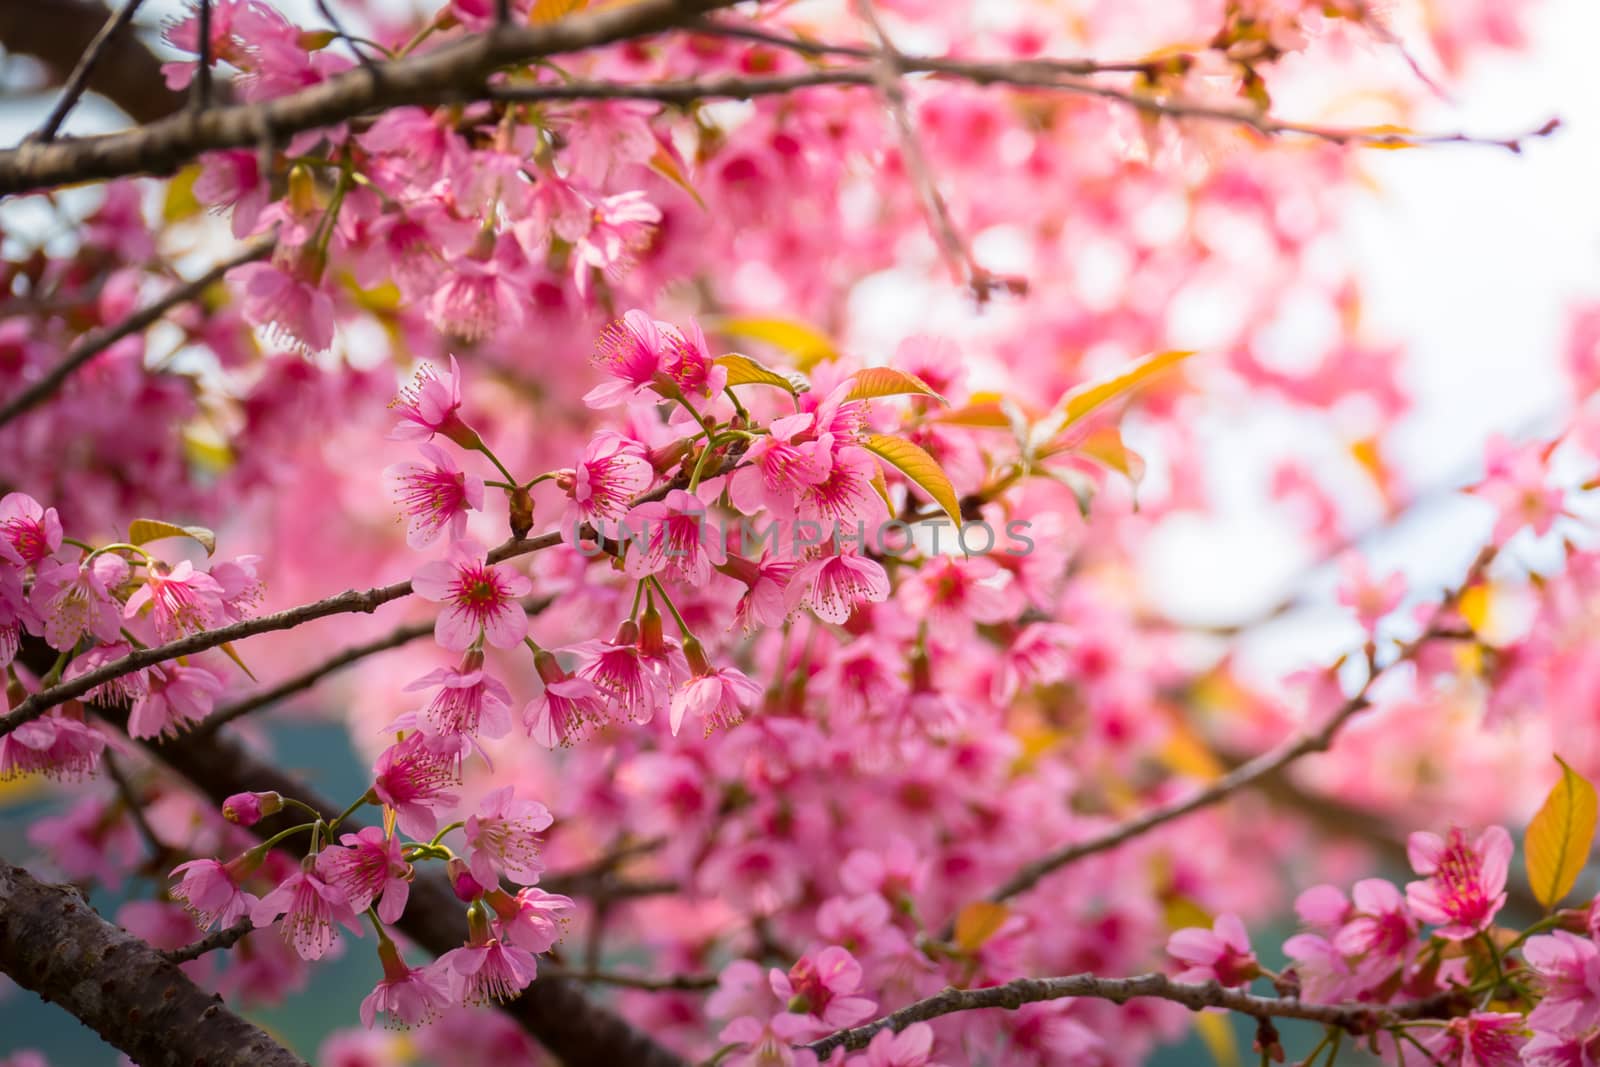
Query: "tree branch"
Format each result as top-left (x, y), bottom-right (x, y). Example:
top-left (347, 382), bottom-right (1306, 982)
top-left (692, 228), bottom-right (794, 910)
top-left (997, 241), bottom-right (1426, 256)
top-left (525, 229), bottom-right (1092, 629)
top-left (0, 856), bottom-right (309, 1067)
top-left (945, 548), bottom-right (1494, 933)
top-left (162, 917), bottom-right (254, 964)
top-left (0, 237), bottom-right (273, 429)
top-left (0, 0), bottom-right (186, 125)
top-left (0, 0), bottom-right (746, 196)
top-left (804, 972), bottom-right (1461, 1058)
top-left (29, 0), bottom-right (148, 143)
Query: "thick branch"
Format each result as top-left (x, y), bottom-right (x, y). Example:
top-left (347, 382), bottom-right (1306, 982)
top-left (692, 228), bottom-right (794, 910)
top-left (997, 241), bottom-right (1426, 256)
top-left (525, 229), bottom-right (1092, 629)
top-left (805, 973), bottom-right (1460, 1058)
top-left (0, 0), bottom-right (185, 125)
top-left (0, 238), bottom-right (272, 428)
top-left (0, 856), bottom-right (308, 1067)
top-left (0, 0), bottom-right (745, 196)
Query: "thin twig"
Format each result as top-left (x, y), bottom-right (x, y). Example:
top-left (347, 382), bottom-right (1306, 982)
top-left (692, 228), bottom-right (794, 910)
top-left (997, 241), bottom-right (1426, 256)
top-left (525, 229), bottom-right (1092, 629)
top-left (0, 451), bottom-right (746, 740)
top-left (30, 0), bottom-right (148, 143)
top-left (945, 547), bottom-right (1494, 934)
top-left (0, 238), bottom-right (272, 428)
top-left (103, 751), bottom-right (164, 858)
top-left (854, 0), bottom-right (1017, 303)
top-left (162, 917), bottom-right (253, 964)
top-left (804, 973), bottom-right (1463, 1058)
top-left (191, 595), bottom-right (555, 738)
top-left (193, 0), bottom-right (214, 111)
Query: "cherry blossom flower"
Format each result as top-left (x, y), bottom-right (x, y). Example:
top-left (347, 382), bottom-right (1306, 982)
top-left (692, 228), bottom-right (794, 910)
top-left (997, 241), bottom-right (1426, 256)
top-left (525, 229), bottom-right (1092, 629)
top-left (384, 442), bottom-right (485, 549)
top-left (1404, 825), bottom-right (1512, 939)
top-left (362, 936), bottom-right (450, 1030)
top-left (193, 150), bottom-right (270, 239)
top-left (853, 1022), bottom-right (939, 1067)
top-left (789, 551), bottom-right (891, 625)
top-left (317, 827), bottom-right (413, 924)
top-left (123, 561), bottom-right (225, 642)
top-left (127, 663), bottom-right (224, 740)
top-left (769, 945), bottom-right (877, 1038)
top-left (29, 555), bottom-right (125, 651)
top-left (63, 641), bottom-right (148, 707)
top-left (622, 489), bottom-right (727, 587)
top-left (1474, 434), bottom-right (1566, 544)
top-left (574, 621), bottom-right (671, 723)
top-left (389, 356), bottom-right (478, 447)
top-left (1337, 553), bottom-right (1406, 633)
top-left (170, 856), bottom-right (260, 931)
top-left (729, 412), bottom-right (832, 517)
top-left (464, 786), bottom-right (552, 888)
top-left (411, 538), bottom-right (532, 651)
top-left (372, 732), bottom-right (460, 839)
top-left (487, 886), bottom-right (575, 953)
top-left (524, 651), bottom-right (608, 749)
top-left (1525, 931), bottom-right (1600, 1033)
top-left (1417, 1012), bottom-right (1527, 1067)
top-left (232, 257), bottom-right (336, 354)
top-left (251, 863), bottom-right (363, 961)
top-left (1167, 914), bottom-right (1260, 988)
top-left (405, 656), bottom-right (514, 740)
top-left (560, 431), bottom-right (653, 540)
top-left (585, 310), bottom-right (669, 408)
top-left (721, 553), bottom-right (799, 632)
top-left (570, 191), bottom-right (660, 297)
top-left (660, 318), bottom-right (727, 399)
top-left (436, 937), bottom-right (540, 1006)
top-left (670, 656), bottom-right (763, 736)
top-left (0, 493), bottom-right (62, 566)
top-left (223, 791), bottom-right (282, 826)
top-left (0, 715), bottom-right (104, 781)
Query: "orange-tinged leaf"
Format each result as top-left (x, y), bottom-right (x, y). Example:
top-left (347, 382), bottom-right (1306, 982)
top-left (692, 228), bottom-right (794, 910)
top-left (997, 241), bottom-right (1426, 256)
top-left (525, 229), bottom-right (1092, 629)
top-left (219, 641), bottom-right (259, 683)
top-left (708, 316), bottom-right (837, 371)
top-left (1526, 755), bottom-right (1598, 909)
top-left (846, 367), bottom-right (945, 405)
top-left (1159, 718), bottom-right (1224, 781)
top-left (128, 518), bottom-right (216, 555)
top-left (1044, 349), bottom-right (1195, 438)
top-left (953, 901), bottom-right (1010, 953)
top-left (716, 353), bottom-right (804, 394)
top-left (1053, 425), bottom-right (1147, 486)
top-left (929, 401), bottom-right (1011, 428)
top-left (529, 0), bottom-right (586, 23)
top-left (1459, 583), bottom-right (1493, 636)
top-left (862, 434), bottom-right (961, 526)
top-left (648, 137), bottom-right (706, 211)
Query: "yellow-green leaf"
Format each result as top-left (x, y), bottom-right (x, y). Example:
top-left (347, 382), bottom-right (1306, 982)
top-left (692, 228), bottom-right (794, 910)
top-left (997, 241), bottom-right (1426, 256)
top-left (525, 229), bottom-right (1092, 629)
top-left (1057, 425), bottom-right (1147, 486)
top-left (128, 519), bottom-right (217, 555)
top-left (716, 353), bottom-right (805, 395)
top-left (1526, 755), bottom-right (1598, 909)
top-left (218, 641), bottom-right (259, 683)
top-left (1044, 349), bottom-right (1195, 438)
top-left (953, 901), bottom-right (1010, 953)
top-left (862, 434), bottom-right (962, 526)
top-left (708, 316), bottom-right (837, 371)
top-left (529, 0), bottom-right (585, 23)
top-left (928, 401), bottom-right (1011, 429)
top-left (1193, 1013), bottom-right (1240, 1067)
top-left (846, 367), bottom-right (945, 405)
top-left (162, 165), bottom-right (203, 223)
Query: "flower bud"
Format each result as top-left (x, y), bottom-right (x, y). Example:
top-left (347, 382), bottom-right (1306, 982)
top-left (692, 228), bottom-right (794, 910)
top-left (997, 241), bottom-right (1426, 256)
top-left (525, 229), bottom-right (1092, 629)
top-left (222, 791), bottom-right (283, 826)
top-left (509, 486), bottom-right (534, 541)
top-left (447, 857), bottom-right (485, 903)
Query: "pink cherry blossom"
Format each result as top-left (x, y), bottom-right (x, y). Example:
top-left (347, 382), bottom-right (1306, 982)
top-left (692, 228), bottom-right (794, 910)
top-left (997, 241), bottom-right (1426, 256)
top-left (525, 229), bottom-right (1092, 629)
top-left (372, 732), bottom-right (460, 839)
top-left (1167, 914), bottom-right (1260, 988)
top-left (487, 886), bottom-right (575, 953)
top-left (30, 555), bottom-right (126, 651)
top-left (436, 938), bottom-right (539, 1005)
top-left (411, 538), bottom-right (532, 651)
top-left (0, 493), bottom-right (61, 566)
top-left (729, 413), bottom-right (832, 517)
top-left (384, 442), bottom-right (485, 549)
top-left (560, 431), bottom-right (653, 539)
top-left (1404, 825), bottom-right (1512, 940)
top-left (1417, 1012), bottom-right (1527, 1067)
top-left (574, 622), bottom-right (671, 723)
top-left (585, 310), bottom-right (669, 408)
top-left (622, 489), bottom-right (727, 587)
top-left (405, 658), bottom-right (514, 740)
top-left (126, 663), bottom-right (224, 740)
top-left (250, 864), bottom-right (363, 961)
top-left (122, 560), bottom-right (225, 641)
top-left (524, 654), bottom-right (608, 749)
top-left (464, 786), bottom-right (552, 888)
top-left (1525, 931), bottom-right (1600, 1033)
top-left (389, 357), bottom-right (474, 445)
top-left (361, 937), bottom-right (450, 1030)
top-left (317, 827), bottom-right (413, 925)
top-left (1337, 553), bottom-right (1406, 633)
top-left (0, 715), bottom-right (104, 781)
top-left (769, 945), bottom-right (876, 1038)
top-left (170, 856), bottom-right (260, 931)
top-left (670, 663), bottom-right (763, 736)
top-left (789, 551), bottom-right (891, 625)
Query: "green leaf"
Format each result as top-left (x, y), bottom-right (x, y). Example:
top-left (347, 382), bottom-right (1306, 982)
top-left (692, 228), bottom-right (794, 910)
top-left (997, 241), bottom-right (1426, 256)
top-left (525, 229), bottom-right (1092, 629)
top-left (862, 434), bottom-right (961, 525)
top-left (846, 367), bottom-right (945, 405)
top-left (128, 519), bottom-right (216, 555)
top-left (1039, 349), bottom-right (1195, 442)
top-left (708, 316), bottom-right (838, 371)
top-left (716, 353), bottom-right (805, 395)
top-left (1526, 755), bottom-right (1598, 909)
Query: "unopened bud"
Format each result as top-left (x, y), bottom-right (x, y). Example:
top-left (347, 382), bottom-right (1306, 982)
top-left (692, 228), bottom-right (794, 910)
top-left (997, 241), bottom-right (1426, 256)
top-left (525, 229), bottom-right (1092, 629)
top-left (222, 791), bottom-right (282, 827)
top-left (447, 857), bottom-right (485, 903)
top-left (509, 486), bottom-right (534, 541)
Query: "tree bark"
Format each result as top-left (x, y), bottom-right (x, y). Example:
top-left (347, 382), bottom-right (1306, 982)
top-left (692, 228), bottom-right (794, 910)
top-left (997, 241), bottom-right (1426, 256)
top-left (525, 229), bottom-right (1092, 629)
top-left (0, 0), bottom-right (186, 124)
top-left (0, 856), bottom-right (309, 1067)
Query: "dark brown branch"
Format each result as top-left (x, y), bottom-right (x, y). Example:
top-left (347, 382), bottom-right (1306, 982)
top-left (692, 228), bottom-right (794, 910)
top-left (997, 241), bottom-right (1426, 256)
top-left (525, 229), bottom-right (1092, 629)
top-left (947, 548), bottom-right (1494, 933)
top-left (103, 706), bottom-right (689, 1067)
top-left (805, 973), bottom-right (1460, 1058)
top-left (0, 856), bottom-right (308, 1067)
top-left (0, 237), bottom-right (272, 428)
top-left (30, 0), bottom-right (147, 143)
top-left (0, 0), bottom-right (186, 125)
top-left (162, 917), bottom-right (253, 964)
top-left (550, 968), bottom-right (718, 991)
top-left (0, 0), bottom-right (746, 196)
top-left (191, 595), bottom-right (554, 738)
top-left (102, 751), bottom-right (165, 859)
